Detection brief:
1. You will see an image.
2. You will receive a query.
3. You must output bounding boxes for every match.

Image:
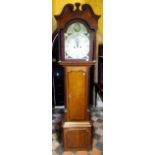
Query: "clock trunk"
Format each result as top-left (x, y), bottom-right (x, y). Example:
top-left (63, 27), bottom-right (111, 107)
top-left (64, 66), bottom-right (90, 121)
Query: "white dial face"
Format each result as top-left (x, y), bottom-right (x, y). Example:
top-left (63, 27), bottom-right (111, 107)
top-left (64, 22), bottom-right (90, 60)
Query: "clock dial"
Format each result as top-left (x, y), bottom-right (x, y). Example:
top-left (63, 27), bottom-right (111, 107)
top-left (64, 22), bottom-right (90, 60)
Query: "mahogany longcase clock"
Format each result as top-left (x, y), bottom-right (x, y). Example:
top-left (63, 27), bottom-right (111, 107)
top-left (55, 3), bottom-right (100, 151)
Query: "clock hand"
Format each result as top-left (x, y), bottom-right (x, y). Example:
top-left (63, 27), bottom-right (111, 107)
top-left (76, 39), bottom-right (79, 48)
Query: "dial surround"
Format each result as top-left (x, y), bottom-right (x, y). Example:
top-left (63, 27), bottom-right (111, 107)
top-left (64, 22), bottom-right (90, 60)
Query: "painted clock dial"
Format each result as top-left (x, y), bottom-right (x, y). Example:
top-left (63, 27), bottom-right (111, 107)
top-left (64, 22), bottom-right (90, 60)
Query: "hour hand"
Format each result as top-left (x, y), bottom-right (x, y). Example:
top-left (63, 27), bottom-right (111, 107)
top-left (76, 39), bottom-right (79, 47)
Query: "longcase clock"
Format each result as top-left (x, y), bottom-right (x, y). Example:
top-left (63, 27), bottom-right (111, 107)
top-left (54, 3), bottom-right (100, 151)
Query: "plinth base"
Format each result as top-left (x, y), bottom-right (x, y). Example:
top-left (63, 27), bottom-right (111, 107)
top-left (62, 121), bottom-right (92, 151)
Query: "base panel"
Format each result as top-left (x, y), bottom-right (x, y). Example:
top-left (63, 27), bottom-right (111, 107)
top-left (62, 121), bottom-right (92, 151)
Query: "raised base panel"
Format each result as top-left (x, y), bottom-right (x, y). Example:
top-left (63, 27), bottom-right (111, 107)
top-left (62, 121), bottom-right (92, 151)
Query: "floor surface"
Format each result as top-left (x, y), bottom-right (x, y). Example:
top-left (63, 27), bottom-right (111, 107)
top-left (52, 107), bottom-right (103, 155)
